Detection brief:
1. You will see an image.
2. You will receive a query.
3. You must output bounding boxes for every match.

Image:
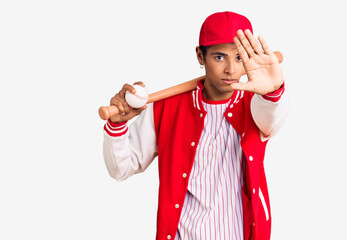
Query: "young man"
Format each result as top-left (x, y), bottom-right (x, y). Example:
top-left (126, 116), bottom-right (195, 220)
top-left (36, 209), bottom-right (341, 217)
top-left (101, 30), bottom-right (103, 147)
top-left (103, 11), bottom-right (289, 240)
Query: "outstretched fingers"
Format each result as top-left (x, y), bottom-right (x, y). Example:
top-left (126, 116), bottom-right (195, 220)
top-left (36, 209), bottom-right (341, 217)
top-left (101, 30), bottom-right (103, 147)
top-left (244, 29), bottom-right (264, 55)
top-left (258, 35), bottom-right (273, 55)
top-left (235, 29), bottom-right (272, 59)
top-left (234, 36), bottom-right (249, 63)
top-left (235, 29), bottom-right (255, 59)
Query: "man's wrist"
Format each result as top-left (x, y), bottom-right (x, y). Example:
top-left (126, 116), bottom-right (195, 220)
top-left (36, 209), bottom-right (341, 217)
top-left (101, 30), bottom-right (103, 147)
top-left (262, 82), bottom-right (285, 102)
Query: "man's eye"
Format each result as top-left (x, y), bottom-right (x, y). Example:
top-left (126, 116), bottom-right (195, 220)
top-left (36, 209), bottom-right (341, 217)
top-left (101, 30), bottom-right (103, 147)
top-left (237, 56), bottom-right (242, 61)
top-left (216, 56), bottom-right (224, 61)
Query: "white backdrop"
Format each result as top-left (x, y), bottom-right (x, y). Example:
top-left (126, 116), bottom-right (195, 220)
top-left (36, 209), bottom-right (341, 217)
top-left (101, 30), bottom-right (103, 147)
top-left (1, 0), bottom-right (346, 239)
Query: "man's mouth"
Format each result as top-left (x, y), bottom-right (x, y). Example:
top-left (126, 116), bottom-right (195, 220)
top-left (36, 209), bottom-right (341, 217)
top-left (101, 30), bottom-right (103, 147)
top-left (222, 79), bottom-right (238, 84)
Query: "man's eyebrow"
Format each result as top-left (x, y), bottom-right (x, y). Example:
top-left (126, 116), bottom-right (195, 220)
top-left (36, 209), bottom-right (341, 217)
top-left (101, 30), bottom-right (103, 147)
top-left (211, 52), bottom-right (228, 56)
top-left (211, 52), bottom-right (240, 56)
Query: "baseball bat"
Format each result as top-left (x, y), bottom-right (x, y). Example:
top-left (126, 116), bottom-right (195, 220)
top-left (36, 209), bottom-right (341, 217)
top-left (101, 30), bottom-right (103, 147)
top-left (99, 51), bottom-right (283, 120)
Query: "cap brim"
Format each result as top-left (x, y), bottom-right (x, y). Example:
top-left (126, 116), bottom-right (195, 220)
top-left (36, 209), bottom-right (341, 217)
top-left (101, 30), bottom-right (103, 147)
top-left (200, 38), bottom-right (236, 47)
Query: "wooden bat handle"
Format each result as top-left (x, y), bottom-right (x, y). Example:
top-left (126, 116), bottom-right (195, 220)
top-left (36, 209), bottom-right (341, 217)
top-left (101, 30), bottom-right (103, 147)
top-left (97, 76), bottom-right (205, 120)
top-left (99, 51), bottom-right (283, 120)
top-left (99, 106), bottom-right (117, 121)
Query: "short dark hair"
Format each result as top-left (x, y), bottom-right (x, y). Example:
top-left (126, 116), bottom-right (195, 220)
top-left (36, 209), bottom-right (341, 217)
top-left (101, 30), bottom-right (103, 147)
top-left (199, 45), bottom-right (210, 61)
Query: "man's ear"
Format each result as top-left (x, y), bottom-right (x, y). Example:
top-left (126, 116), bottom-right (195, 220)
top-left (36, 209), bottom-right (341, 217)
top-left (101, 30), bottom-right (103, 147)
top-left (196, 46), bottom-right (205, 65)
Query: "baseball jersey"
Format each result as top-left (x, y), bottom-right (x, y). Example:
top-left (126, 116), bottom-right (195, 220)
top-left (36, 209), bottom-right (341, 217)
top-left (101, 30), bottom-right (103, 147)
top-left (175, 95), bottom-right (245, 240)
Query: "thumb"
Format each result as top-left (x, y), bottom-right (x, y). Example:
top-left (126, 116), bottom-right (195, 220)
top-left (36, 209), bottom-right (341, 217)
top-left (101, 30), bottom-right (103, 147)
top-left (132, 104), bottom-right (147, 114)
top-left (230, 82), bottom-right (253, 92)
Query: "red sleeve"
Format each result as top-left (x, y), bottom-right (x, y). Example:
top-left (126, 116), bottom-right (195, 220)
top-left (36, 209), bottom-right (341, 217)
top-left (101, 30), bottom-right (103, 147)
top-left (261, 82), bottom-right (285, 102)
top-left (104, 120), bottom-right (128, 137)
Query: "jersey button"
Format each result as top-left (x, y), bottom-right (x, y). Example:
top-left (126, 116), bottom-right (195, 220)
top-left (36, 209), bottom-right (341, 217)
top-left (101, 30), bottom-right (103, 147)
top-left (167, 235), bottom-right (171, 239)
top-left (191, 142), bottom-right (195, 146)
top-left (182, 173), bottom-right (187, 178)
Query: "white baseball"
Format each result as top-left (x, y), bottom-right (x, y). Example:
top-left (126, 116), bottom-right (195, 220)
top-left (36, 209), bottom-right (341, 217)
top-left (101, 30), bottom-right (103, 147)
top-left (125, 85), bottom-right (149, 108)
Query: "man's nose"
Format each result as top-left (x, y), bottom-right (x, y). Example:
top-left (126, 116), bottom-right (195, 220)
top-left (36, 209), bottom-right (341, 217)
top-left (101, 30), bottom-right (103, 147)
top-left (224, 60), bottom-right (235, 75)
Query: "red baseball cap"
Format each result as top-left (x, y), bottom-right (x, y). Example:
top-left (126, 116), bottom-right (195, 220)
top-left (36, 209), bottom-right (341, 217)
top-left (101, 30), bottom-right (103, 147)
top-left (199, 11), bottom-right (253, 46)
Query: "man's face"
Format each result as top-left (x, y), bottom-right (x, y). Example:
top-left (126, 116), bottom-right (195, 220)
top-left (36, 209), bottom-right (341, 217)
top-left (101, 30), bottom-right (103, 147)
top-left (197, 43), bottom-right (245, 101)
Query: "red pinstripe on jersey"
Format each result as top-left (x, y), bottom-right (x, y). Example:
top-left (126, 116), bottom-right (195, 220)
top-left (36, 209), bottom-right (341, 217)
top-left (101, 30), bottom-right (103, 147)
top-left (176, 94), bottom-right (245, 240)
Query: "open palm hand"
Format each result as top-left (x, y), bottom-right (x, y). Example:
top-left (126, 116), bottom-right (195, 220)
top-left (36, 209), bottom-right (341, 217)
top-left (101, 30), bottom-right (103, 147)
top-left (231, 29), bottom-right (284, 95)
